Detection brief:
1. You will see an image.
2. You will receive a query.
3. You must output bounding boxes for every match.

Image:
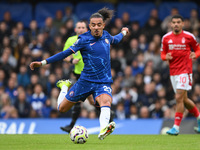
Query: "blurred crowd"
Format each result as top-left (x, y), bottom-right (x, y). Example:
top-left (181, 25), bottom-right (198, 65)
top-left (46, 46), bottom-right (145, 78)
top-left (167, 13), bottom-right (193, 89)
top-left (0, 6), bottom-right (200, 120)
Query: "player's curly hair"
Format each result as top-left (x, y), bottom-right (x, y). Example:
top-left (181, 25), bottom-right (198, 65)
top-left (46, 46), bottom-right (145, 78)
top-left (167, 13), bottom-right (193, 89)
top-left (90, 7), bottom-right (114, 22)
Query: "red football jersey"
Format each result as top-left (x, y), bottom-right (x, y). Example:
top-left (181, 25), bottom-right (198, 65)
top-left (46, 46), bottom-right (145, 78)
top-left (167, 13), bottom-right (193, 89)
top-left (161, 30), bottom-right (200, 75)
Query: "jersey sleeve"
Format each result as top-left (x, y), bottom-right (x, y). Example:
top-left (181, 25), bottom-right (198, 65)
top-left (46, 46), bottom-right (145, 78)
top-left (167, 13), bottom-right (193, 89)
top-left (160, 36), bottom-right (168, 61)
top-left (68, 37), bottom-right (85, 53)
top-left (109, 33), bottom-right (124, 44)
top-left (190, 35), bottom-right (200, 58)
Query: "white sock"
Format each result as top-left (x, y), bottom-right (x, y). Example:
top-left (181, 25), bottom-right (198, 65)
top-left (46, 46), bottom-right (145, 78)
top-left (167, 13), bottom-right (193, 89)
top-left (173, 125), bottom-right (179, 130)
top-left (57, 85), bottom-right (68, 110)
top-left (99, 107), bottom-right (110, 131)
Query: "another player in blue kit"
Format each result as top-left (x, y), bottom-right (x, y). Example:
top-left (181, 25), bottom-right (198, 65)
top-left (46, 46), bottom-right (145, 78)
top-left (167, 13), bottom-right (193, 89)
top-left (30, 7), bottom-right (129, 140)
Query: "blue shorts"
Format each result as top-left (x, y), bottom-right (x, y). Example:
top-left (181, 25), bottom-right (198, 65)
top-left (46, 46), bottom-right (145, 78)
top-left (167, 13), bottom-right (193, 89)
top-left (65, 79), bottom-right (112, 103)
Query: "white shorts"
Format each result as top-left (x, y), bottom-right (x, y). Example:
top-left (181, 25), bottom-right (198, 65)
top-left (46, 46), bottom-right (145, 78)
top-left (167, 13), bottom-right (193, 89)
top-left (170, 73), bottom-right (192, 93)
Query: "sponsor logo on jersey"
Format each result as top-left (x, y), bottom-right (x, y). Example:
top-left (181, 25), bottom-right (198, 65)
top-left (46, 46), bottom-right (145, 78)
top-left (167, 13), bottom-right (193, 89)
top-left (105, 39), bottom-right (109, 44)
top-left (182, 37), bottom-right (185, 43)
top-left (168, 39), bottom-right (173, 43)
top-left (168, 44), bottom-right (186, 50)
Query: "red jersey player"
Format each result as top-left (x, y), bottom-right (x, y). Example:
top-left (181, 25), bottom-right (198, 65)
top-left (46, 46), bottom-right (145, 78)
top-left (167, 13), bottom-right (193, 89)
top-left (161, 15), bottom-right (200, 135)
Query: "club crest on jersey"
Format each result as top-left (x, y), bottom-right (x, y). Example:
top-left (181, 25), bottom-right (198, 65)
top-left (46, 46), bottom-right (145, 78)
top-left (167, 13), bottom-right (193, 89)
top-left (182, 37), bottom-right (185, 43)
top-left (105, 39), bottom-right (109, 44)
top-left (69, 91), bottom-right (75, 97)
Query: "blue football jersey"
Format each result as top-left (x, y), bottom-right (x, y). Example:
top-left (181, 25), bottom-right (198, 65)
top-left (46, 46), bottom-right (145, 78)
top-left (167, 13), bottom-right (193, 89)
top-left (69, 30), bottom-right (123, 83)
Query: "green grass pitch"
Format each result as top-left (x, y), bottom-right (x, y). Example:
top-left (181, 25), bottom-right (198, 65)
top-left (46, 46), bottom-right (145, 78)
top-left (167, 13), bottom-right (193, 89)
top-left (0, 134), bottom-right (200, 150)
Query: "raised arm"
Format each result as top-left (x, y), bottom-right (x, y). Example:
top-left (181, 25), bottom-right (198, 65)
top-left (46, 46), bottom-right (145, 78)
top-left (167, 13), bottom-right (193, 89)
top-left (111, 27), bottom-right (129, 44)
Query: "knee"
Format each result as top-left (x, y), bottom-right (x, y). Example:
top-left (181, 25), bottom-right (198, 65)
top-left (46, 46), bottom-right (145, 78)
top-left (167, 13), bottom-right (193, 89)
top-left (175, 94), bottom-right (183, 103)
top-left (100, 96), bottom-right (112, 107)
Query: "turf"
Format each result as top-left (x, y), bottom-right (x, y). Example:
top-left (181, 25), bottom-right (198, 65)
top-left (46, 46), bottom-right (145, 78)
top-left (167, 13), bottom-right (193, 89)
top-left (0, 134), bottom-right (200, 150)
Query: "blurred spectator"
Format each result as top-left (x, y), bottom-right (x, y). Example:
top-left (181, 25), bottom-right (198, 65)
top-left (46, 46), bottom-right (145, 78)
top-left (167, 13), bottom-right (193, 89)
top-left (46, 73), bottom-right (57, 96)
top-left (27, 20), bottom-right (39, 42)
top-left (142, 16), bottom-right (163, 42)
top-left (144, 41), bottom-right (162, 70)
top-left (50, 109), bottom-right (59, 118)
top-left (16, 22), bottom-right (28, 39)
top-left (41, 99), bottom-right (52, 118)
top-left (138, 34), bottom-right (148, 52)
top-left (62, 6), bottom-right (78, 25)
top-left (5, 77), bottom-right (18, 104)
top-left (129, 104), bottom-right (138, 119)
top-left (121, 12), bottom-right (131, 27)
top-left (149, 100), bottom-right (164, 118)
top-left (115, 18), bottom-right (123, 30)
top-left (2, 11), bottom-right (16, 31)
top-left (17, 65), bottom-right (30, 88)
top-left (10, 27), bottom-right (19, 48)
top-left (115, 101), bottom-right (126, 119)
top-left (133, 73), bottom-right (144, 94)
top-left (139, 106), bottom-right (149, 118)
top-left (152, 72), bottom-right (163, 91)
top-left (0, 22), bottom-right (10, 44)
top-left (190, 9), bottom-right (199, 30)
top-left (138, 82), bottom-right (157, 106)
top-left (40, 17), bottom-right (57, 38)
top-left (126, 38), bottom-right (141, 65)
top-left (111, 48), bottom-right (122, 74)
top-left (150, 8), bottom-right (162, 26)
top-left (53, 10), bottom-right (64, 30)
top-left (0, 93), bottom-right (18, 119)
top-left (14, 35), bottom-right (27, 62)
top-left (30, 84), bottom-right (47, 115)
top-left (161, 8), bottom-right (179, 32)
top-left (50, 87), bottom-right (59, 109)
top-left (64, 18), bottom-right (75, 37)
top-left (14, 89), bottom-right (31, 118)
top-left (131, 59), bottom-right (144, 76)
top-left (0, 36), bottom-right (12, 55)
top-left (117, 49), bottom-right (127, 70)
top-left (0, 69), bottom-right (6, 87)
top-left (143, 65), bottom-right (153, 84)
top-left (183, 18), bottom-right (192, 32)
top-left (130, 21), bottom-right (141, 39)
top-left (122, 66), bottom-right (135, 87)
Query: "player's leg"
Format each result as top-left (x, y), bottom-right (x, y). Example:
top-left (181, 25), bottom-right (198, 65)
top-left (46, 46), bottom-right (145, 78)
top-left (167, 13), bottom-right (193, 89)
top-left (56, 79), bottom-right (77, 113)
top-left (56, 79), bottom-right (72, 110)
top-left (96, 94), bottom-right (115, 140)
top-left (184, 95), bottom-right (200, 133)
top-left (167, 89), bottom-right (185, 135)
top-left (60, 102), bottom-right (81, 132)
top-left (88, 94), bottom-right (114, 122)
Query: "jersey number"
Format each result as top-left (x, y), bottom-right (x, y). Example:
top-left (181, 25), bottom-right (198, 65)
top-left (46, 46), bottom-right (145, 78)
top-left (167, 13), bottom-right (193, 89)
top-left (103, 86), bottom-right (112, 94)
top-left (180, 76), bottom-right (186, 83)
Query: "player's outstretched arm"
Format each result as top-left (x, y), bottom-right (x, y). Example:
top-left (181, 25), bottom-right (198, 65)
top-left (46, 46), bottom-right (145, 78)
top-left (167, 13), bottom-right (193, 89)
top-left (29, 48), bottom-right (74, 70)
top-left (121, 27), bottom-right (129, 36)
top-left (30, 61), bottom-right (43, 70)
top-left (111, 27), bottom-right (129, 44)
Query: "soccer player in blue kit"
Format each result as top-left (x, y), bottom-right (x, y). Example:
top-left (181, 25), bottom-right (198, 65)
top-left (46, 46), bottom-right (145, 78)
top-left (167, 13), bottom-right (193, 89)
top-left (30, 7), bottom-right (129, 140)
